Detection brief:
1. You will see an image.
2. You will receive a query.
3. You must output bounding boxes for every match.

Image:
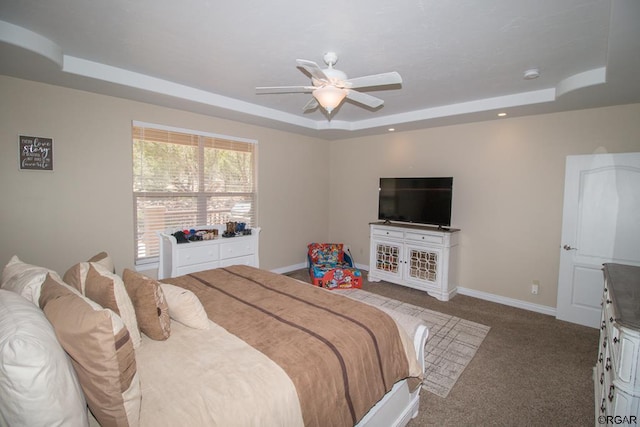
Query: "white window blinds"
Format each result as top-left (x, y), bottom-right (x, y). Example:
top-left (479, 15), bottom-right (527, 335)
top-left (132, 122), bottom-right (257, 264)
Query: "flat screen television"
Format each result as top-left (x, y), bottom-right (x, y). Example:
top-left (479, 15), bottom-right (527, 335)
top-left (378, 177), bottom-right (453, 227)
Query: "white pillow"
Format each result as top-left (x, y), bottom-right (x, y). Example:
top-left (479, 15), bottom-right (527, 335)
top-left (1, 255), bottom-right (56, 304)
top-left (0, 289), bottom-right (88, 427)
top-left (160, 283), bottom-right (210, 330)
top-left (87, 251), bottom-right (115, 274)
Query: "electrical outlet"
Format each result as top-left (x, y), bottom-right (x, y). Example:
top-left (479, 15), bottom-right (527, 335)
top-left (531, 280), bottom-right (540, 295)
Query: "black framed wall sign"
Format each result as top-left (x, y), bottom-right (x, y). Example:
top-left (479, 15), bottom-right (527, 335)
top-left (19, 135), bottom-right (53, 171)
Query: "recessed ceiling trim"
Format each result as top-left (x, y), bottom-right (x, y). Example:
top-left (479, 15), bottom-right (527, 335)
top-left (350, 88), bottom-right (557, 130)
top-left (62, 56), bottom-right (321, 130)
top-left (0, 20), bottom-right (63, 68)
top-left (59, 53), bottom-right (561, 133)
top-left (0, 19), bottom-right (619, 137)
top-left (556, 67), bottom-right (607, 97)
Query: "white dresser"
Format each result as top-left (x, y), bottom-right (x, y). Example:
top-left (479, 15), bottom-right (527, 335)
top-left (594, 263), bottom-right (640, 426)
top-left (368, 222), bottom-right (459, 301)
top-left (157, 226), bottom-right (260, 279)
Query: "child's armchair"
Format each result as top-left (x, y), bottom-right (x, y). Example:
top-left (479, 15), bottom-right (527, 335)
top-left (307, 243), bottom-right (363, 289)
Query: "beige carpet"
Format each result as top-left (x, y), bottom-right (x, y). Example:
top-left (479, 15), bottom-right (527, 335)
top-left (334, 288), bottom-right (490, 398)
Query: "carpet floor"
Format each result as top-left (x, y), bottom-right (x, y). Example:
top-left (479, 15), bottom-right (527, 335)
top-left (286, 269), bottom-right (599, 427)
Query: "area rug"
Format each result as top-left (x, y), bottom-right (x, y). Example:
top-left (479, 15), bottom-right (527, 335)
top-left (334, 288), bottom-right (491, 398)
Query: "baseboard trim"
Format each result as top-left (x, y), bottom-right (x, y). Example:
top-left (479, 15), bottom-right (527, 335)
top-left (273, 264), bottom-right (557, 318)
top-left (457, 287), bottom-right (557, 317)
top-left (271, 263), bottom-right (307, 275)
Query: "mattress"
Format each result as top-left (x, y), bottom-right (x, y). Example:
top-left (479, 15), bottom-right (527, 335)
top-left (136, 265), bottom-right (422, 426)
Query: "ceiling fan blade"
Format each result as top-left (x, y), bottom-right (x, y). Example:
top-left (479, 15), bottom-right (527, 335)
top-left (302, 97), bottom-right (319, 111)
top-left (256, 86), bottom-right (314, 94)
top-left (346, 90), bottom-right (384, 108)
top-left (346, 71), bottom-right (402, 89)
top-left (296, 59), bottom-right (330, 83)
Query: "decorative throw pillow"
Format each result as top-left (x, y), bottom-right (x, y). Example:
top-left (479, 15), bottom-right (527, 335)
top-left (0, 289), bottom-right (88, 427)
top-left (64, 262), bottom-right (142, 349)
top-left (122, 269), bottom-right (170, 341)
top-left (1, 255), bottom-right (55, 304)
top-left (87, 251), bottom-right (115, 273)
top-left (85, 265), bottom-right (120, 314)
top-left (160, 283), bottom-right (210, 330)
top-left (39, 274), bottom-right (141, 427)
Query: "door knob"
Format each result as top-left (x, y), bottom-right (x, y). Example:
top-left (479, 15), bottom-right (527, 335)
top-left (563, 244), bottom-right (577, 251)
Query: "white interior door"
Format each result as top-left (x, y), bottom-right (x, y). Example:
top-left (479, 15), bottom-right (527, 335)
top-left (556, 152), bottom-right (640, 328)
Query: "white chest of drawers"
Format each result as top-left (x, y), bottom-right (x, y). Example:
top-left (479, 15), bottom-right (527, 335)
top-left (157, 226), bottom-right (260, 279)
top-left (594, 263), bottom-right (640, 426)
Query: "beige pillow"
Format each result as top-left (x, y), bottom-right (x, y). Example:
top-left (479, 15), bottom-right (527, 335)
top-left (87, 251), bottom-right (115, 273)
top-left (64, 262), bottom-right (142, 349)
top-left (39, 274), bottom-right (141, 427)
top-left (160, 283), bottom-right (210, 330)
top-left (122, 269), bottom-right (170, 341)
top-left (86, 265), bottom-right (120, 314)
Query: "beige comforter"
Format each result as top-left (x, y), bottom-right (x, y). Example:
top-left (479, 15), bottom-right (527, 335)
top-left (137, 266), bottom-right (422, 427)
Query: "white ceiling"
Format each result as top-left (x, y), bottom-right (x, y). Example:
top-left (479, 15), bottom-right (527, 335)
top-left (1, 0), bottom-right (639, 140)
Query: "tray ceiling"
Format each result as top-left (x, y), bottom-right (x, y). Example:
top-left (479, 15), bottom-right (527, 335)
top-left (1, 0), bottom-right (639, 140)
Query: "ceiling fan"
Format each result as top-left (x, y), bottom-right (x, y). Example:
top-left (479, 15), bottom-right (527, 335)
top-left (256, 52), bottom-right (402, 114)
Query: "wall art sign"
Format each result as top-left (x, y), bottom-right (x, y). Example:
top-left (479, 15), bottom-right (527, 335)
top-left (19, 135), bottom-right (53, 171)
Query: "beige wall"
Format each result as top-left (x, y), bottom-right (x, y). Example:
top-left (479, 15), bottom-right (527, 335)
top-left (2, 74), bottom-right (639, 310)
top-left (328, 104), bottom-right (640, 308)
top-left (0, 76), bottom-right (329, 275)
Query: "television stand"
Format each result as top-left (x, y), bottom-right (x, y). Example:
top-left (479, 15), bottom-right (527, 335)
top-left (368, 222), bottom-right (460, 301)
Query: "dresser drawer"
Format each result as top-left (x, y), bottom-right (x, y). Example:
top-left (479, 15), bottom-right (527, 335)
top-left (220, 239), bottom-right (255, 260)
top-left (219, 254), bottom-right (256, 268)
top-left (372, 228), bottom-right (404, 239)
top-left (177, 244), bottom-right (220, 266)
top-left (406, 232), bottom-right (444, 245)
top-left (176, 261), bottom-right (220, 277)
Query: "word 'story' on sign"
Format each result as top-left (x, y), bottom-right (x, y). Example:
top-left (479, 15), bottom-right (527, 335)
top-left (19, 135), bottom-right (53, 171)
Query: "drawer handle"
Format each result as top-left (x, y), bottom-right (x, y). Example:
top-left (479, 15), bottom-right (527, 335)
top-left (610, 316), bottom-right (614, 323)
top-left (600, 372), bottom-right (604, 385)
top-left (600, 398), bottom-right (606, 413)
top-left (598, 352), bottom-right (603, 364)
top-left (613, 337), bottom-right (619, 344)
top-left (601, 320), bottom-right (606, 330)
top-left (606, 299), bottom-right (612, 304)
top-left (605, 357), bottom-right (611, 372)
top-left (603, 338), bottom-right (607, 348)
top-left (608, 385), bottom-right (615, 402)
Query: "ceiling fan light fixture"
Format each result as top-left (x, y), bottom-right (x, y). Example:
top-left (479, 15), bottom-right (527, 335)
top-left (313, 85), bottom-right (347, 113)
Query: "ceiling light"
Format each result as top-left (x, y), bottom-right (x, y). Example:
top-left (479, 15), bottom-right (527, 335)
top-left (388, 128), bottom-right (395, 132)
top-left (498, 112), bottom-right (507, 117)
top-left (524, 68), bottom-right (540, 80)
top-left (312, 86), bottom-right (347, 114)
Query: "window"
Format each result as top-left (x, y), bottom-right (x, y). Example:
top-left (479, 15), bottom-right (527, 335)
top-left (132, 122), bottom-right (257, 265)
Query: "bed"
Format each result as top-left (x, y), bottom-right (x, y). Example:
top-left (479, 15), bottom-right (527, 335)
top-left (0, 256), bottom-right (429, 427)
